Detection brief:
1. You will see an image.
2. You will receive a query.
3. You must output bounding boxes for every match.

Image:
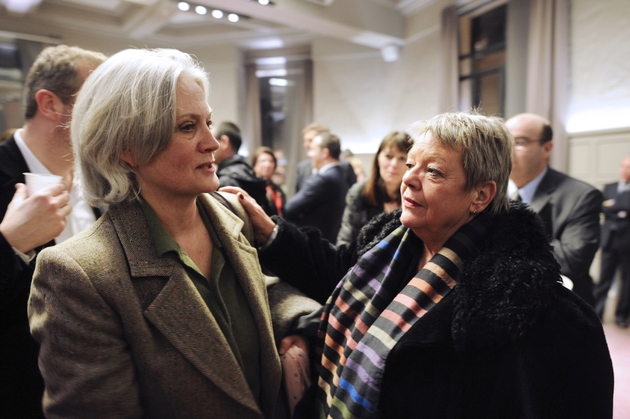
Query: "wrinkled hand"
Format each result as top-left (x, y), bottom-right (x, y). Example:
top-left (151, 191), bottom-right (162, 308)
top-left (279, 334), bottom-right (309, 356)
top-left (0, 183), bottom-right (72, 254)
top-left (219, 186), bottom-right (276, 245)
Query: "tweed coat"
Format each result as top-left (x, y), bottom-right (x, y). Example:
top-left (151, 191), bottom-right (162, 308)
top-left (28, 193), bottom-right (284, 419)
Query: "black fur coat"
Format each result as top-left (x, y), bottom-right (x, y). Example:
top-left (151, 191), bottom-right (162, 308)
top-left (260, 203), bottom-right (614, 418)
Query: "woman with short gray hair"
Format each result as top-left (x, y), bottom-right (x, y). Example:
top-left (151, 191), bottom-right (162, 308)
top-left (229, 111), bottom-right (614, 418)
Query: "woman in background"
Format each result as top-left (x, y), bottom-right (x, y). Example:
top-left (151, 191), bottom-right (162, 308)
top-left (336, 131), bottom-right (411, 245)
top-left (252, 146), bottom-right (286, 216)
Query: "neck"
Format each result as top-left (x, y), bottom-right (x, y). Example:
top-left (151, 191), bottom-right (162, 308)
top-left (21, 119), bottom-right (74, 178)
top-left (141, 190), bottom-right (200, 238)
top-left (383, 180), bottom-right (399, 201)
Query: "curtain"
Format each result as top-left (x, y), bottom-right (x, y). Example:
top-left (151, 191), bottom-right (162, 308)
top-left (525, 0), bottom-right (570, 172)
top-left (438, 5), bottom-right (459, 113)
top-left (243, 63), bottom-right (262, 155)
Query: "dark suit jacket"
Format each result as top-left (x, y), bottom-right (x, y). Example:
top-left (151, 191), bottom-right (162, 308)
top-left (529, 167), bottom-right (603, 305)
top-left (0, 135), bottom-right (103, 418)
top-left (285, 164), bottom-right (349, 242)
top-left (29, 194), bottom-right (285, 419)
top-left (600, 182), bottom-right (630, 251)
top-left (295, 158), bottom-right (356, 194)
top-left (0, 136), bottom-right (47, 418)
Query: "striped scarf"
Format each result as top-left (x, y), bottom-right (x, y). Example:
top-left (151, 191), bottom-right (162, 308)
top-left (313, 215), bottom-right (489, 419)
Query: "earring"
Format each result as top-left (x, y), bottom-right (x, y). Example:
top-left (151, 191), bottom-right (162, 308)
top-left (472, 209), bottom-right (478, 214)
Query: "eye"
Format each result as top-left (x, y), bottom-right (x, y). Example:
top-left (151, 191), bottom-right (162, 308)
top-left (206, 120), bottom-right (213, 128)
top-left (179, 123), bottom-right (195, 133)
top-left (385, 154), bottom-right (393, 159)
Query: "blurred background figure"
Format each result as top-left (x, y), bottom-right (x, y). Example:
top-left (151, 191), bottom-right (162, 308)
top-left (284, 132), bottom-right (349, 242)
top-left (341, 149), bottom-right (366, 183)
top-left (252, 146), bottom-right (286, 216)
top-left (0, 44), bottom-right (106, 419)
top-left (506, 113), bottom-right (602, 306)
top-left (214, 122), bottom-right (274, 216)
top-left (594, 156), bottom-right (630, 328)
top-left (295, 123), bottom-right (356, 195)
top-left (337, 131), bottom-right (411, 246)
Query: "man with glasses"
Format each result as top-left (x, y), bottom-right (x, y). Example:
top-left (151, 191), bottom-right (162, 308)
top-left (506, 113), bottom-right (602, 306)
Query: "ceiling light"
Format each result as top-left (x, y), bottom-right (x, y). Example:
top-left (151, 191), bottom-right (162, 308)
top-left (269, 78), bottom-right (288, 87)
top-left (227, 13), bottom-right (239, 22)
top-left (195, 5), bottom-right (207, 15)
top-left (211, 9), bottom-right (223, 18)
top-left (258, 0), bottom-right (270, 5)
top-left (1, 0), bottom-right (42, 13)
top-left (177, 1), bottom-right (190, 11)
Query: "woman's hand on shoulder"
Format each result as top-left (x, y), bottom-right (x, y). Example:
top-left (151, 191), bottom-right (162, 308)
top-left (219, 186), bottom-right (276, 245)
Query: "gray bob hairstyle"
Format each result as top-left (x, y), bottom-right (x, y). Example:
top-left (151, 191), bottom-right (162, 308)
top-left (407, 112), bottom-right (514, 216)
top-left (72, 48), bottom-right (209, 206)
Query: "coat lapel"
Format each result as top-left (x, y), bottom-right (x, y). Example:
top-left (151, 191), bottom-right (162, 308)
top-left (108, 199), bottom-right (264, 415)
top-left (198, 193), bottom-right (282, 417)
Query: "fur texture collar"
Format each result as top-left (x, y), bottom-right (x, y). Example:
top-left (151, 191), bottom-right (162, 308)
top-left (356, 202), bottom-right (561, 350)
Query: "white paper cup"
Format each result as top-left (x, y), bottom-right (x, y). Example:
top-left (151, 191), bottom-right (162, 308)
top-left (23, 173), bottom-right (63, 196)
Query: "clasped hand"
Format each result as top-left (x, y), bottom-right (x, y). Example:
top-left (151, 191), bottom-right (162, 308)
top-left (0, 183), bottom-right (72, 254)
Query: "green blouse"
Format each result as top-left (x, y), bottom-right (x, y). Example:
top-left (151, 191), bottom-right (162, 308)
top-left (140, 198), bottom-right (261, 404)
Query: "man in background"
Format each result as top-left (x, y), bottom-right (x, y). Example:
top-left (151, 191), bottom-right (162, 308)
top-left (594, 156), bottom-right (630, 327)
top-left (214, 123), bottom-right (273, 215)
top-left (284, 132), bottom-right (349, 242)
top-left (0, 44), bottom-right (106, 418)
top-left (295, 122), bottom-right (356, 194)
top-left (506, 113), bottom-right (602, 306)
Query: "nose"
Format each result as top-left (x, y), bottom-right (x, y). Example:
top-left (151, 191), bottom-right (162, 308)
top-left (402, 167), bottom-right (418, 190)
top-left (201, 126), bottom-right (220, 153)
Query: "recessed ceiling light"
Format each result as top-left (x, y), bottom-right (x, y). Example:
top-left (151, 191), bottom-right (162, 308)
top-left (177, 1), bottom-right (190, 11)
top-left (195, 5), bottom-right (207, 15)
top-left (258, 0), bottom-right (270, 5)
top-left (227, 13), bottom-right (239, 22)
top-left (211, 9), bottom-right (223, 18)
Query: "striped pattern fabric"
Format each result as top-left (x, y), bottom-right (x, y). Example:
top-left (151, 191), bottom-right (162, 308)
top-left (314, 215), bottom-right (489, 419)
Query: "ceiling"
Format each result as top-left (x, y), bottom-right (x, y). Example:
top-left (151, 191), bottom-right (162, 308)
top-left (0, 0), bottom-right (444, 53)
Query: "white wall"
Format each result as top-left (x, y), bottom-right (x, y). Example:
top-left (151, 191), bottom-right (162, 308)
top-left (567, 0), bottom-right (630, 187)
top-left (310, 0), bottom-right (447, 156)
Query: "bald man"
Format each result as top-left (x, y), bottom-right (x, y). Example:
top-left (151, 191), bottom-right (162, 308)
top-left (506, 113), bottom-right (602, 306)
top-left (593, 156), bottom-right (630, 327)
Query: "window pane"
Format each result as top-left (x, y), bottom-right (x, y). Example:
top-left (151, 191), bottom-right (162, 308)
top-left (474, 71), bottom-right (502, 116)
top-left (473, 49), bottom-right (505, 72)
top-left (471, 5), bottom-right (506, 53)
top-left (459, 79), bottom-right (472, 112)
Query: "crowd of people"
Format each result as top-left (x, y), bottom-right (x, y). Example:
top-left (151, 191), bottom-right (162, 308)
top-left (0, 44), bottom-right (621, 418)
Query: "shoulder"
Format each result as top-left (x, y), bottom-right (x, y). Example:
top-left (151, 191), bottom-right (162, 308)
top-left (452, 203), bottom-right (562, 349)
top-left (356, 209), bottom-right (401, 256)
top-left (547, 168), bottom-right (600, 195)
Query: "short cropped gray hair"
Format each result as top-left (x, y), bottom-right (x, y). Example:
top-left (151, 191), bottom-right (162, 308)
top-left (72, 48), bottom-right (209, 206)
top-left (408, 112), bottom-right (513, 215)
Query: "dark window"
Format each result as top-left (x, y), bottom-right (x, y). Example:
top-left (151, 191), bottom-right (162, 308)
top-left (459, 4), bottom-right (506, 116)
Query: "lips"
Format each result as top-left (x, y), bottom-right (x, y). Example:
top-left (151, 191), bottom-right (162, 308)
top-left (196, 161), bottom-right (215, 170)
top-left (403, 196), bottom-right (419, 207)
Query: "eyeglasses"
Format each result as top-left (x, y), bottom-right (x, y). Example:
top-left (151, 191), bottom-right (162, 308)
top-left (514, 137), bottom-right (544, 148)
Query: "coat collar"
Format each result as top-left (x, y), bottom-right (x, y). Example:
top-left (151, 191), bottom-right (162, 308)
top-left (359, 203), bottom-right (560, 351)
top-left (529, 167), bottom-right (559, 213)
top-left (108, 194), bottom-right (281, 416)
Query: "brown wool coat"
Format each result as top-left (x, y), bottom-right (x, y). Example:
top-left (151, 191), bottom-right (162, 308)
top-left (28, 194), bottom-right (284, 419)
